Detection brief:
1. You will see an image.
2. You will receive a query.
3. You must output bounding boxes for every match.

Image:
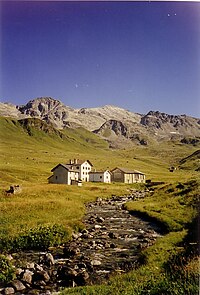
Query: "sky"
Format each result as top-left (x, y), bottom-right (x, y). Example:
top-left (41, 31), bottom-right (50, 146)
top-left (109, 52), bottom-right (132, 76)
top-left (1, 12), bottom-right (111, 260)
top-left (0, 1), bottom-right (200, 117)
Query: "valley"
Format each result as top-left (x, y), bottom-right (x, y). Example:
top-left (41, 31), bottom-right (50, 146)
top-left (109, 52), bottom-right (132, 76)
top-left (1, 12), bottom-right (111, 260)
top-left (0, 98), bottom-right (199, 295)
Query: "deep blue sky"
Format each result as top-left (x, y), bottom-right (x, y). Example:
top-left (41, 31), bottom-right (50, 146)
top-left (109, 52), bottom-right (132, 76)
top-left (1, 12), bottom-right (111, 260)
top-left (0, 1), bottom-right (200, 117)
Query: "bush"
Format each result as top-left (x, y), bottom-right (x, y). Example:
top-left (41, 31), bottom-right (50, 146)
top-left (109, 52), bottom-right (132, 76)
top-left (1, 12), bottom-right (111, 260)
top-left (14, 224), bottom-right (69, 250)
top-left (0, 255), bottom-right (15, 283)
top-left (0, 224), bottom-right (70, 252)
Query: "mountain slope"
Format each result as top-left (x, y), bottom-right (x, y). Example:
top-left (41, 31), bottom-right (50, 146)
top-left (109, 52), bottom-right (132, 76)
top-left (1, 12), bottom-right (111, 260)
top-left (179, 150), bottom-right (200, 171)
top-left (0, 97), bottom-right (199, 147)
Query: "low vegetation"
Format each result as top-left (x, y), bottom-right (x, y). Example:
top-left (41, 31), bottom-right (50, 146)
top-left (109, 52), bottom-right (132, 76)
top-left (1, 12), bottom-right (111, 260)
top-left (61, 180), bottom-right (199, 295)
top-left (0, 116), bottom-right (199, 292)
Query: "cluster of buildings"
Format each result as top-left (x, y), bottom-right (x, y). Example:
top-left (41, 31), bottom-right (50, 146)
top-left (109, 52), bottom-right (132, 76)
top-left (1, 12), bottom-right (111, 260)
top-left (48, 159), bottom-right (145, 186)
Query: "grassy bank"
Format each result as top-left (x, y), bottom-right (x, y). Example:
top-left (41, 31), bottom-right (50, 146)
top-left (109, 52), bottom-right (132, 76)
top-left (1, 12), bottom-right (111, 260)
top-left (0, 182), bottom-right (134, 251)
top-left (60, 180), bottom-right (199, 295)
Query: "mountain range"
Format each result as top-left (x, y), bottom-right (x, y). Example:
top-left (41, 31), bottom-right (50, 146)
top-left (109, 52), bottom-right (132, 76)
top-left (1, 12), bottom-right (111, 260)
top-left (0, 97), bottom-right (199, 147)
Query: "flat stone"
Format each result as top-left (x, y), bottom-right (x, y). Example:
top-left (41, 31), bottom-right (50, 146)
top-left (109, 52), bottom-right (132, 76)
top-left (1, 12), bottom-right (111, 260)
top-left (22, 270), bottom-right (34, 284)
top-left (4, 287), bottom-right (15, 295)
top-left (26, 262), bottom-right (35, 269)
top-left (11, 279), bottom-right (26, 291)
top-left (91, 260), bottom-right (101, 266)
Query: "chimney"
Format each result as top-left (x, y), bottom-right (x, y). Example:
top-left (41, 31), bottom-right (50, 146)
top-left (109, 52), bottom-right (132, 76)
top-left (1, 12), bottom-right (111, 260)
top-left (69, 159), bottom-right (72, 164)
top-left (74, 159), bottom-right (77, 164)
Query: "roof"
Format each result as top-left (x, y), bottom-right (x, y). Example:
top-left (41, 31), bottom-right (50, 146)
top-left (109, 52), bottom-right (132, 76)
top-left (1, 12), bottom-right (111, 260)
top-left (67, 159), bottom-right (93, 167)
top-left (51, 163), bottom-right (79, 173)
top-left (111, 167), bottom-right (145, 175)
top-left (89, 170), bottom-right (111, 175)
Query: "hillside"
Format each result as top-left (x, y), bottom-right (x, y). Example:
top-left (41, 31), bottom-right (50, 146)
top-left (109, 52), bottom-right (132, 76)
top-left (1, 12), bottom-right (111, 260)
top-left (179, 149), bottom-right (200, 171)
top-left (0, 116), bottom-right (199, 187)
top-left (0, 115), bottom-right (199, 295)
top-left (0, 97), bottom-right (199, 147)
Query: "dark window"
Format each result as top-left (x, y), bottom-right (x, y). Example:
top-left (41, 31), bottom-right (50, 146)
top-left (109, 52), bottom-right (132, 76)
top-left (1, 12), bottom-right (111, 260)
top-left (100, 176), bottom-right (102, 179)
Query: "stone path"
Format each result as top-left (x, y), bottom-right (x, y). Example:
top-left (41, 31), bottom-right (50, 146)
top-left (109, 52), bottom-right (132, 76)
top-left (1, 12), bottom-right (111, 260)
top-left (0, 192), bottom-right (162, 295)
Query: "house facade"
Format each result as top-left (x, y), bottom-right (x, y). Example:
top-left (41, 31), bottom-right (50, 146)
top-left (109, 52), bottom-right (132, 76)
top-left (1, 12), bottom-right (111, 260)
top-left (89, 170), bottom-right (111, 183)
top-left (68, 159), bottom-right (93, 182)
top-left (111, 167), bottom-right (145, 184)
top-left (48, 164), bottom-right (79, 185)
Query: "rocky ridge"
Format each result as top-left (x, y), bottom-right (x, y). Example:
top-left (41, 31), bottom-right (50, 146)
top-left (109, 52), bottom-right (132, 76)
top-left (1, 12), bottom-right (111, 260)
top-left (0, 97), bottom-right (199, 146)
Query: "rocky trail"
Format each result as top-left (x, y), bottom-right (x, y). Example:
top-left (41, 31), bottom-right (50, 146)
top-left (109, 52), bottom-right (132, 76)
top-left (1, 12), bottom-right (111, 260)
top-left (1, 192), bottom-right (162, 295)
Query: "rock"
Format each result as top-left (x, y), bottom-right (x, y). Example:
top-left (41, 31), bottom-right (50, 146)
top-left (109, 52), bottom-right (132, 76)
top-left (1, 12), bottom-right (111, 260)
top-left (15, 268), bottom-right (23, 276)
top-left (96, 216), bottom-right (105, 223)
top-left (96, 197), bottom-right (102, 202)
top-left (6, 185), bottom-right (22, 194)
top-left (33, 280), bottom-right (46, 288)
top-left (6, 255), bottom-right (13, 261)
top-left (26, 262), bottom-right (35, 269)
top-left (43, 253), bottom-right (54, 266)
top-left (33, 270), bottom-right (50, 283)
top-left (91, 260), bottom-right (101, 266)
top-left (22, 269), bottom-right (34, 284)
top-left (63, 246), bottom-right (80, 258)
top-left (81, 229), bottom-right (88, 234)
top-left (3, 189), bottom-right (161, 293)
top-left (108, 232), bottom-right (118, 239)
top-left (72, 232), bottom-right (79, 240)
top-left (4, 287), bottom-right (15, 295)
top-left (77, 262), bottom-right (87, 269)
top-left (35, 263), bottom-right (44, 271)
top-left (110, 243), bottom-right (117, 248)
top-left (75, 270), bottom-right (89, 286)
top-left (57, 266), bottom-right (78, 287)
top-left (11, 280), bottom-right (26, 291)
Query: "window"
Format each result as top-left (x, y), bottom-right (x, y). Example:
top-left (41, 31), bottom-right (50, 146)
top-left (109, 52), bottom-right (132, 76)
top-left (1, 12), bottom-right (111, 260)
top-left (100, 176), bottom-right (102, 179)
top-left (76, 166), bottom-right (79, 169)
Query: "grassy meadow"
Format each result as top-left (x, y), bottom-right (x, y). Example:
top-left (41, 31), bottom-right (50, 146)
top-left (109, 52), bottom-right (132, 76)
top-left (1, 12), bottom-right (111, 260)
top-left (0, 116), bottom-right (199, 293)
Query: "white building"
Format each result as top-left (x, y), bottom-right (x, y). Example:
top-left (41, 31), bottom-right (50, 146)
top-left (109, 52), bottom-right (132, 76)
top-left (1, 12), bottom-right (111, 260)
top-left (48, 164), bottom-right (79, 185)
top-left (68, 159), bottom-right (93, 182)
top-left (89, 170), bottom-right (111, 183)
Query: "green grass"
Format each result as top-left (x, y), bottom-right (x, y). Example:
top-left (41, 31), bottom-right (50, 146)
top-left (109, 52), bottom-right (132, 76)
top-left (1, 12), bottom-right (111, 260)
top-left (61, 180), bottom-right (199, 295)
top-left (0, 116), bottom-right (199, 292)
top-left (0, 182), bottom-right (134, 251)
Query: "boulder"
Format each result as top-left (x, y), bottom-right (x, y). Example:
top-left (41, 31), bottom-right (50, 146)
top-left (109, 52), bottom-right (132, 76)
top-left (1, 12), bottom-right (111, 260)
top-left (22, 270), bottom-right (34, 284)
top-left (4, 287), bottom-right (15, 295)
top-left (91, 260), bottom-right (101, 266)
top-left (75, 270), bottom-right (89, 286)
top-left (11, 280), bottom-right (26, 291)
top-left (33, 270), bottom-right (50, 283)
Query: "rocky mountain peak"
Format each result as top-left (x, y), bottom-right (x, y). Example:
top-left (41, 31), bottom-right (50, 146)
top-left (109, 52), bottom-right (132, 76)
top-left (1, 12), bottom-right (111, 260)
top-left (94, 119), bottom-right (128, 137)
top-left (0, 97), bottom-right (199, 147)
top-left (18, 97), bottom-right (63, 116)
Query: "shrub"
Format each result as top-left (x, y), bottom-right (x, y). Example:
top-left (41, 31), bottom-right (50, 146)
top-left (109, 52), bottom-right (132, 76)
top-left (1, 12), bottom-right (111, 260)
top-left (0, 255), bottom-right (15, 283)
top-left (14, 224), bottom-right (69, 250)
top-left (0, 224), bottom-right (70, 252)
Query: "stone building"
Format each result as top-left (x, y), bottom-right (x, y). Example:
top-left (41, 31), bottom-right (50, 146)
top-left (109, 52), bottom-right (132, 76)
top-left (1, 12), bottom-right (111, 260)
top-left (111, 167), bottom-right (145, 183)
